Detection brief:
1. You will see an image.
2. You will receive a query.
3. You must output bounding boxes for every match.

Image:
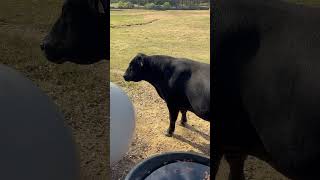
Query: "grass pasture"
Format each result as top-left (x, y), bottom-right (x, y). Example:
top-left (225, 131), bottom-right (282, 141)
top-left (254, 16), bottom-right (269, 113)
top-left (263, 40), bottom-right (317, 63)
top-left (0, 0), bottom-right (108, 179)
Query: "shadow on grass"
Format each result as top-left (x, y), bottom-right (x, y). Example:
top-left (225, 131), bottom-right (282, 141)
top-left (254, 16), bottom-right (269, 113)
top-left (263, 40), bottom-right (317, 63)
top-left (173, 134), bottom-right (210, 156)
top-left (184, 124), bottom-right (210, 141)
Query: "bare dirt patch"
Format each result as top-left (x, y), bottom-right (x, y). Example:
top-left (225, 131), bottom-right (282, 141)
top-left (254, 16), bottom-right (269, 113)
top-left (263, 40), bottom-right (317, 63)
top-left (111, 19), bottom-right (159, 28)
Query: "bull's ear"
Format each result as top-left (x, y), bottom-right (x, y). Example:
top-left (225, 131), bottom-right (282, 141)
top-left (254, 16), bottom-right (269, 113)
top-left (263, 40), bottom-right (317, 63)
top-left (135, 53), bottom-right (146, 67)
top-left (98, 0), bottom-right (105, 13)
top-left (139, 58), bottom-right (144, 67)
top-left (139, 55), bottom-right (145, 67)
top-left (136, 53), bottom-right (145, 67)
top-left (89, 0), bottom-right (105, 14)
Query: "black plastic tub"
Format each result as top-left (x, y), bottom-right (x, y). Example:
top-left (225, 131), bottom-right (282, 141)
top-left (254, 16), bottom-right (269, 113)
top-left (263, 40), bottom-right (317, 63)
top-left (125, 151), bottom-right (210, 180)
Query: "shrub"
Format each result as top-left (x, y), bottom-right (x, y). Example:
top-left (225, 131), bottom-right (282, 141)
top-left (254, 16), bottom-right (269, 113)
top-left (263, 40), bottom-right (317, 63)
top-left (118, 1), bottom-right (134, 9)
top-left (162, 2), bottom-right (171, 9)
top-left (118, 1), bottom-right (126, 8)
top-left (127, 2), bottom-right (134, 8)
top-left (145, 3), bottom-right (156, 9)
top-left (154, 4), bottom-right (162, 10)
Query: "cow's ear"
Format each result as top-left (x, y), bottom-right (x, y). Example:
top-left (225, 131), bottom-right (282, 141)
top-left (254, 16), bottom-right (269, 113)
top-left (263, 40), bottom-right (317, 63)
top-left (89, 0), bottom-right (105, 14)
top-left (98, 0), bottom-right (105, 14)
top-left (137, 53), bottom-right (146, 67)
top-left (139, 57), bottom-right (144, 67)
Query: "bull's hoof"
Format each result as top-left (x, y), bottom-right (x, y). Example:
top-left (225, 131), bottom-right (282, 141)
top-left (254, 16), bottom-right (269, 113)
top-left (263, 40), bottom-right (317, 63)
top-left (165, 131), bottom-right (173, 137)
top-left (180, 122), bottom-right (187, 127)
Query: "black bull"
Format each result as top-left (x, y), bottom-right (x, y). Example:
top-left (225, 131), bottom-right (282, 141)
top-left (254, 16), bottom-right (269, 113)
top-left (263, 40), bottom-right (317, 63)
top-left (213, 0), bottom-right (320, 179)
top-left (41, 0), bottom-right (108, 64)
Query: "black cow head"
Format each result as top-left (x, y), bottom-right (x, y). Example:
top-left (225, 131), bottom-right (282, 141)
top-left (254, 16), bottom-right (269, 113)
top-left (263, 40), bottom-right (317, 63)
top-left (41, 0), bottom-right (107, 64)
top-left (123, 53), bottom-right (147, 82)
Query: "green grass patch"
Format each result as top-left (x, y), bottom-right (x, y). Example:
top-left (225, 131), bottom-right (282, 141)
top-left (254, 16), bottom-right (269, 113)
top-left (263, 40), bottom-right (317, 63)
top-left (110, 13), bottom-right (145, 27)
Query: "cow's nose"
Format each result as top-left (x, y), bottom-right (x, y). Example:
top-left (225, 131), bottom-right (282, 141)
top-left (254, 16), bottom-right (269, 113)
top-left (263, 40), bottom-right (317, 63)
top-left (123, 74), bottom-right (128, 81)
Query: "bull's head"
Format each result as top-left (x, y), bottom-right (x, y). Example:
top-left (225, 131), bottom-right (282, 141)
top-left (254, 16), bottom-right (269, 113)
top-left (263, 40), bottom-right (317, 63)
top-left (41, 0), bottom-right (108, 64)
top-left (123, 53), bottom-right (147, 82)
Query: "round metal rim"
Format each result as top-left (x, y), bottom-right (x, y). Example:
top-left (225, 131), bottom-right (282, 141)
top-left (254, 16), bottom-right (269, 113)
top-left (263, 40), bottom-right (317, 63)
top-left (125, 151), bottom-right (210, 180)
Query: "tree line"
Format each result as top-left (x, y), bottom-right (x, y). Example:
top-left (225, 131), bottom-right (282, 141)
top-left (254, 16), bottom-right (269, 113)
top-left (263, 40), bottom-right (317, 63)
top-left (111, 0), bottom-right (209, 9)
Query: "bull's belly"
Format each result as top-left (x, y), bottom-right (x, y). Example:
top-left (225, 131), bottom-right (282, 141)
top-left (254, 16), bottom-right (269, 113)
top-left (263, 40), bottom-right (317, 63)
top-left (181, 105), bottom-right (210, 121)
top-left (191, 110), bottom-right (210, 121)
top-left (165, 93), bottom-right (210, 121)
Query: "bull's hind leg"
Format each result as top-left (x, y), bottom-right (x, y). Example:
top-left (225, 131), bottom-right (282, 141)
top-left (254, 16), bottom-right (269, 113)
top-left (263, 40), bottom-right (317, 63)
top-left (225, 152), bottom-right (247, 180)
top-left (165, 105), bottom-right (179, 137)
top-left (180, 110), bottom-right (187, 127)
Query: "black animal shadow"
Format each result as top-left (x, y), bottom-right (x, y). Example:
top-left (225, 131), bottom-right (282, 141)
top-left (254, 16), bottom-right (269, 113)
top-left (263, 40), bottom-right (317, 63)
top-left (173, 134), bottom-right (210, 156)
top-left (183, 124), bottom-right (210, 141)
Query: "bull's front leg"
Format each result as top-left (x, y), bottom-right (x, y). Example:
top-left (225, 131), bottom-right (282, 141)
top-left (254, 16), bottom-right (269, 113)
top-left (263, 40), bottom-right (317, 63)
top-left (165, 104), bottom-right (179, 137)
top-left (180, 110), bottom-right (187, 127)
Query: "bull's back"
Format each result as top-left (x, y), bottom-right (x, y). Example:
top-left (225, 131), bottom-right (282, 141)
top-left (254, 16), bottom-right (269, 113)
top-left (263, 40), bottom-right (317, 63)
top-left (154, 56), bottom-right (210, 120)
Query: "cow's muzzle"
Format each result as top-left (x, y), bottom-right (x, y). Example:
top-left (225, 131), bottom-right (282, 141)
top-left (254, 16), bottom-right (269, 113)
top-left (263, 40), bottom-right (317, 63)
top-left (40, 41), bottom-right (64, 63)
top-left (123, 74), bottom-right (130, 81)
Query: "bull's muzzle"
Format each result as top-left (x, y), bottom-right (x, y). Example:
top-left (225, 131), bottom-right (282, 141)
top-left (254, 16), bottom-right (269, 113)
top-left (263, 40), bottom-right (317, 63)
top-left (123, 74), bottom-right (129, 81)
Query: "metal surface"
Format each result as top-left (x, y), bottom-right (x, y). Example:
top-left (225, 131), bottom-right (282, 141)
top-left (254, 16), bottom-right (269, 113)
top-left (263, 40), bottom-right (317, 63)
top-left (145, 161), bottom-right (210, 180)
top-left (110, 82), bottom-right (136, 164)
top-left (125, 152), bottom-right (210, 180)
top-left (0, 65), bottom-right (79, 180)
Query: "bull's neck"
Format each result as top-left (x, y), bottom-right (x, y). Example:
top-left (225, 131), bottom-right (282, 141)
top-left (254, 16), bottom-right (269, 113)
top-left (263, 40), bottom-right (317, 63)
top-left (143, 58), bottom-right (171, 87)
